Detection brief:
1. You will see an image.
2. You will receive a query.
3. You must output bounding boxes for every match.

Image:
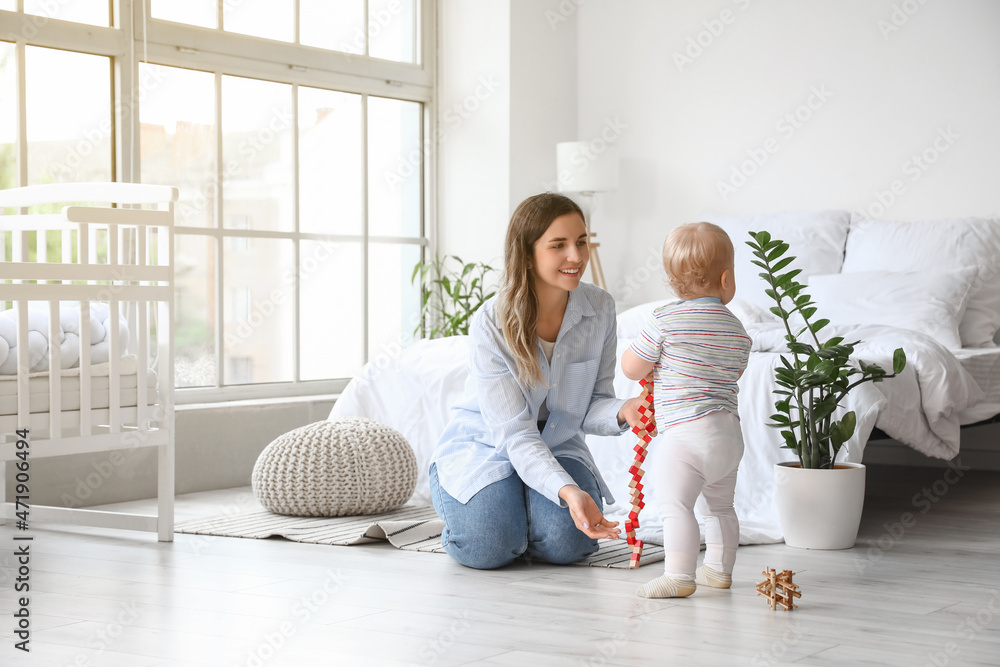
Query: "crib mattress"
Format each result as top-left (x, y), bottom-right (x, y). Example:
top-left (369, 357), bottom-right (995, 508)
top-left (0, 355), bottom-right (159, 416)
top-left (954, 347), bottom-right (1000, 424)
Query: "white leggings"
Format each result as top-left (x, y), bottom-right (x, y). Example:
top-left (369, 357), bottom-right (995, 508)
top-left (646, 410), bottom-right (744, 580)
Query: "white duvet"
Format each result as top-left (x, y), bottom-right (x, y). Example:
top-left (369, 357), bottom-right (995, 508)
top-left (330, 322), bottom-right (984, 545)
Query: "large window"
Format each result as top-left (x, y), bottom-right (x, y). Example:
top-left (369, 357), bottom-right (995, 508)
top-left (0, 1), bottom-right (432, 402)
top-left (27, 46), bottom-right (113, 186)
top-left (149, 0), bottom-right (418, 62)
top-left (0, 41), bottom-right (15, 192)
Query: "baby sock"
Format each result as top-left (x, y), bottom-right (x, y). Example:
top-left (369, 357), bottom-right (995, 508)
top-left (635, 574), bottom-right (696, 599)
top-left (695, 565), bottom-right (732, 589)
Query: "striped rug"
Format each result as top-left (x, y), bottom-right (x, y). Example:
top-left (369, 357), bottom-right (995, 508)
top-left (175, 506), bottom-right (664, 569)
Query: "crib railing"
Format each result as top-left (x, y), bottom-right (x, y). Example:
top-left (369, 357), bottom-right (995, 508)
top-left (0, 182), bottom-right (177, 541)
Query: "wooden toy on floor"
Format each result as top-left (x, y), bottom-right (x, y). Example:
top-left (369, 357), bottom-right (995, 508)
top-left (626, 375), bottom-right (655, 568)
top-left (756, 567), bottom-right (801, 610)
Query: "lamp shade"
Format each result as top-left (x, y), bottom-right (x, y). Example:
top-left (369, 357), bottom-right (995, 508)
top-left (556, 141), bottom-right (619, 193)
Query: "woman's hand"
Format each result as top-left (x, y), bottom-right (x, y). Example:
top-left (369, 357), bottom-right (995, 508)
top-left (617, 381), bottom-right (657, 437)
top-left (559, 485), bottom-right (620, 540)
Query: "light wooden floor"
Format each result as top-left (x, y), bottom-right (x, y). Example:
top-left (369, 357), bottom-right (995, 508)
top-left (2, 465), bottom-right (999, 667)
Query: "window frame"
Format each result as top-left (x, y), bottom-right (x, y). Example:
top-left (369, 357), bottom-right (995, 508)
top-left (0, 0), bottom-right (436, 404)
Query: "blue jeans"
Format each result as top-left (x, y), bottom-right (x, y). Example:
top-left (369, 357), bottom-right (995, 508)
top-left (429, 458), bottom-right (602, 570)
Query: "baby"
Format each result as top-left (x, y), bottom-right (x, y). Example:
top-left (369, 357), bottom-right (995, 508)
top-left (621, 222), bottom-right (752, 598)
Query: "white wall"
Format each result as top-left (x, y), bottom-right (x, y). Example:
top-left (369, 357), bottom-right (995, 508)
top-left (436, 0), bottom-right (511, 266)
top-left (576, 0), bottom-right (1000, 307)
top-left (508, 0), bottom-right (579, 212)
top-left (437, 0), bottom-right (578, 269)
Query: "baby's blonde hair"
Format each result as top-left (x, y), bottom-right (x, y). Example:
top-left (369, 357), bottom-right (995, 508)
top-left (662, 222), bottom-right (734, 300)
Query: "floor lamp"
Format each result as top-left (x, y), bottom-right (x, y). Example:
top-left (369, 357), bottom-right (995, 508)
top-left (556, 141), bottom-right (619, 291)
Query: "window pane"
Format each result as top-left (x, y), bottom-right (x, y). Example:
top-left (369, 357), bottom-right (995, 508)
top-left (24, 0), bottom-right (110, 27)
top-left (0, 1), bottom-right (13, 11)
top-left (26, 47), bottom-right (111, 185)
top-left (223, 238), bottom-right (294, 384)
top-left (175, 234), bottom-right (217, 388)
top-left (298, 86), bottom-right (362, 235)
top-left (368, 243), bottom-right (420, 363)
top-left (152, 0), bottom-right (217, 29)
top-left (222, 76), bottom-right (293, 232)
top-left (0, 43), bottom-right (15, 192)
top-left (300, 0), bottom-right (365, 54)
top-left (300, 241), bottom-right (363, 380)
top-left (140, 64), bottom-right (216, 228)
top-left (367, 96), bottom-right (421, 237)
top-left (369, 0), bottom-right (418, 63)
top-left (225, 0), bottom-right (293, 42)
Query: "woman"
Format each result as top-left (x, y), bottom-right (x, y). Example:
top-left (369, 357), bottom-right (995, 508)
top-left (429, 192), bottom-right (655, 569)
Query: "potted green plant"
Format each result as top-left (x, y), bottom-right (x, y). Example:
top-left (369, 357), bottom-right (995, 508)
top-left (411, 254), bottom-right (496, 339)
top-left (747, 231), bottom-right (907, 549)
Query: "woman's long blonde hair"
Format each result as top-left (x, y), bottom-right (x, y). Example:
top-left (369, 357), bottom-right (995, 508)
top-left (496, 193), bottom-right (585, 387)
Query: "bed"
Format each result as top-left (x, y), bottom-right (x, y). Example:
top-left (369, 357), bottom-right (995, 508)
top-left (331, 209), bottom-right (1000, 546)
top-left (953, 347), bottom-right (1000, 425)
top-left (0, 182), bottom-right (177, 541)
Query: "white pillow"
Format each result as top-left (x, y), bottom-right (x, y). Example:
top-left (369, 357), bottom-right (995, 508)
top-left (807, 268), bottom-right (979, 350)
top-left (700, 211), bottom-right (851, 319)
top-left (844, 214), bottom-right (1000, 348)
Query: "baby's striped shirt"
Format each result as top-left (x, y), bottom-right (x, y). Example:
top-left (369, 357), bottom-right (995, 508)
top-left (629, 298), bottom-right (752, 428)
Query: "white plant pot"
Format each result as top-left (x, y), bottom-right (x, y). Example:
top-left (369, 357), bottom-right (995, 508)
top-left (774, 461), bottom-right (866, 549)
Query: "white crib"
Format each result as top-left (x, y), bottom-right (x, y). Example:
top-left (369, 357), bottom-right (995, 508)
top-left (0, 182), bottom-right (176, 541)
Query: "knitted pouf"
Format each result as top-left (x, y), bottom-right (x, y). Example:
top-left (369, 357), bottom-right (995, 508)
top-left (251, 418), bottom-right (418, 517)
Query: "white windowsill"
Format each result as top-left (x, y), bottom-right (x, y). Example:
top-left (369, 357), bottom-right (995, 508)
top-left (175, 393), bottom-right (341, 412)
